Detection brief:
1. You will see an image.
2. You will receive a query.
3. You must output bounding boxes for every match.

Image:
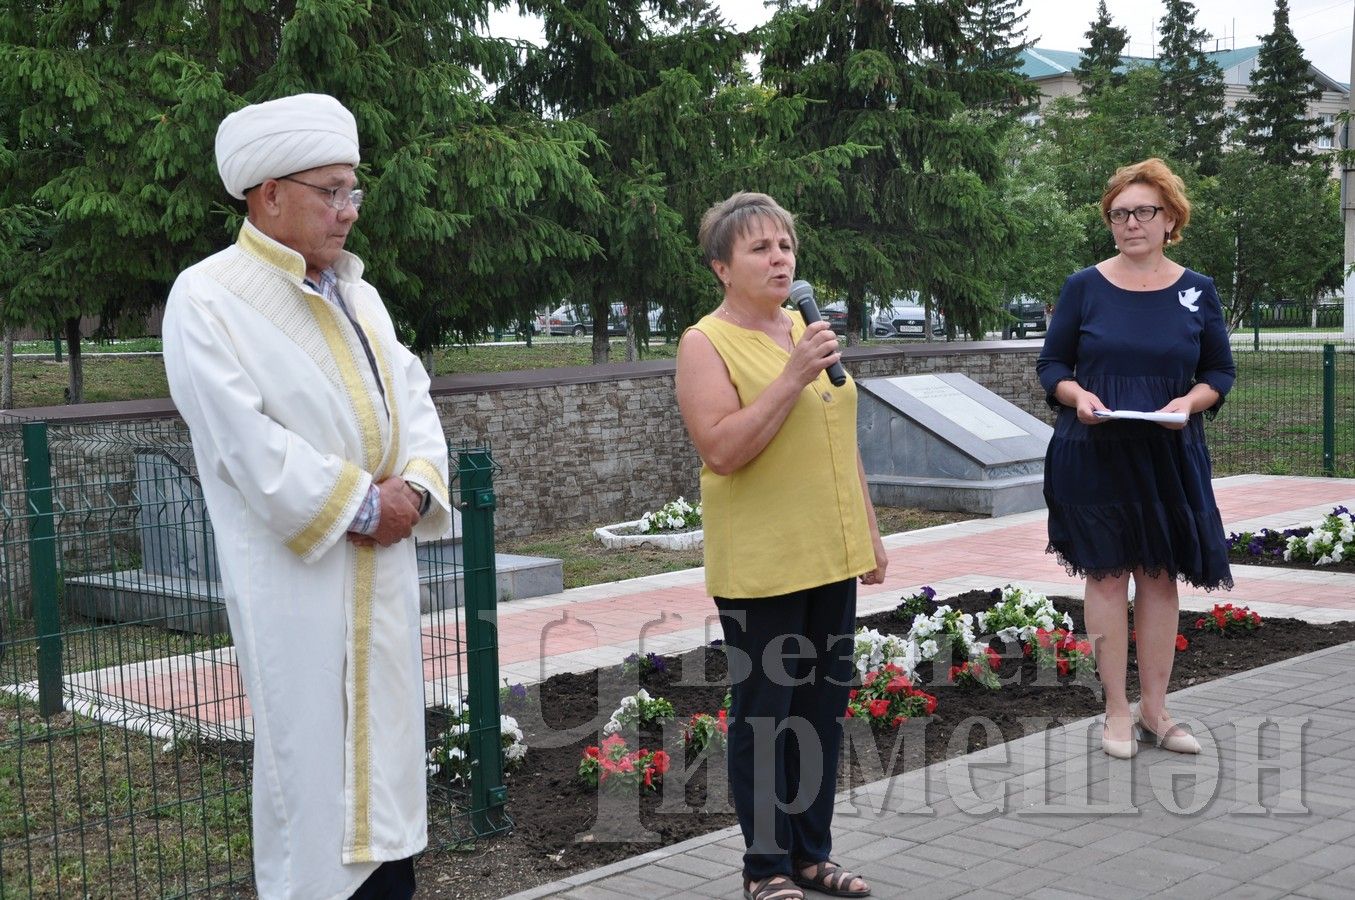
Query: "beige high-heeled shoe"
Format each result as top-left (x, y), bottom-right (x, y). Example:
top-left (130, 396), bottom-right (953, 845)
top-left (1102, 721), bottom-right (1138, 759)
top-left (1135, 707), bottom-right (1201, 754)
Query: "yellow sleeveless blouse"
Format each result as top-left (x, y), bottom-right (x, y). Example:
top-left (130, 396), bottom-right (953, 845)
top-left (689, 311), bottom-right (875, 599)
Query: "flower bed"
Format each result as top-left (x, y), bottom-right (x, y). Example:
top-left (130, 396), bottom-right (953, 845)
top-left (435, 588), bottom-right (1355, 899)
top-left (1227, 506), bottom-right (1355, 573)
top-left (595, 497), bottom-right (704, 550)
top-left (593, 520), bottom-right (703, 551)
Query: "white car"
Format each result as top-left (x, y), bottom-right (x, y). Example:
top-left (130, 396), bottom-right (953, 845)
top-left (873, 301), bottom-right (944, 338)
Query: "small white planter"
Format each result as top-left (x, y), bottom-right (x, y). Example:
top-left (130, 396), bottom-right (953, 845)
top-left (594, 520), bottom-right (704, 551)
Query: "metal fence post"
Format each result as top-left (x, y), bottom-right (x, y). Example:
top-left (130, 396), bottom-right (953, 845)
top-left (1323, 344), bottom-right (1336, 476)
top-left (458, 449), bottom-right (507, 833)
top-left (21, 421), bottom-right (64, 715)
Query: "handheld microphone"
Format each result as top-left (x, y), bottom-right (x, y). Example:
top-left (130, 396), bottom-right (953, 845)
top-left (789, 280), bottom-right (847, 387)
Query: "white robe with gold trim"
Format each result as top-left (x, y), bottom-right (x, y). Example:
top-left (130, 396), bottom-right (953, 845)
top-left (164, 221), bottom-right (450, 900)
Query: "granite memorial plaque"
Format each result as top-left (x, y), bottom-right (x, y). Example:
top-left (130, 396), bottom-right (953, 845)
top-left (857, 373), bottom-right (1053, 515)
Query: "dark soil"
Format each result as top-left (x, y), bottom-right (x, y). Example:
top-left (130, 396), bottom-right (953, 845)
top-left (416, 590), bottom-right (1355, 899)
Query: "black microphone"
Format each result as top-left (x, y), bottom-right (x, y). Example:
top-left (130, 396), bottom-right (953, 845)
top-left (789, 280), bottom-right (847, 387)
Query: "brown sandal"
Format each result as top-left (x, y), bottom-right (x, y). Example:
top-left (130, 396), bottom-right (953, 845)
top-left (793, 859), bottom-right (871, 897)
top-left (744, 873), bottom-right (805, 900)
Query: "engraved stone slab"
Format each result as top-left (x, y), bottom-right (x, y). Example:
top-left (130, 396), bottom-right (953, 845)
top-left (857, 373), bottom-right (1053, 515)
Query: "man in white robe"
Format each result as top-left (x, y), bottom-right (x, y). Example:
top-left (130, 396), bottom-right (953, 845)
top-left (163, 93), bottom-right (450, 900)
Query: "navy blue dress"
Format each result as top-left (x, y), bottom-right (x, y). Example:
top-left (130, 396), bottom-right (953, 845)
top-left (1037, 266), bottom-right (1236, 590)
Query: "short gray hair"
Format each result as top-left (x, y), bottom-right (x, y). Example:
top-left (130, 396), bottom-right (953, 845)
top-left (697, 192), bottom-right (797, 273)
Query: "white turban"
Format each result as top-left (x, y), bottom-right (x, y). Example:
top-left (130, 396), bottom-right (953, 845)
top-left (215, 93), bottom-right (360, 200)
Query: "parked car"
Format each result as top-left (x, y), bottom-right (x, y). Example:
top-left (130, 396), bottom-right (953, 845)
top-left (818, 302), bottom-right (850, 336)
top-left (540, 302), bottom-right (628, 336)
top-left (873, 300), bottom-right (945, 338)
top-left (1002, 297), bottom-right (1048, 339)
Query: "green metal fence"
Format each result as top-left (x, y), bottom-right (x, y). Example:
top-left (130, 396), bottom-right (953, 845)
top-left (0, 417), bottom-right (507, 897)
top-left (1211, 338), bottom-right (1355, 479)
top-left (1244, 302), bottom-right (1344, 331)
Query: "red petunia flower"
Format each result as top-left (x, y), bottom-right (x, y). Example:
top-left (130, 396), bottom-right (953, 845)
top-left (923, 693), bottom-right (937, 715)
top-left (1175, 634), bottom-right (1188, 651)
top-left (869, 699), bottom-right (890, 718)
top-left (651, 750), bottom-right (670, 774)
top-left (1195, 618), bottom-right (1206, 629)
top-left (886, 676), bottom-right (911, 695)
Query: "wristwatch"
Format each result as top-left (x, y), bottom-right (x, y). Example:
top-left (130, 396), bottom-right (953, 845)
top-left (408, 483), bottom-right (431, 515)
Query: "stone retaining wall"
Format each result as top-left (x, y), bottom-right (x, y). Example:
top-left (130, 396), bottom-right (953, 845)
top-left (429, 341), bottom-right (1046, 537)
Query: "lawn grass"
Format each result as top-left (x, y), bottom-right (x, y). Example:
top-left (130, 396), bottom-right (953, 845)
top-left (5, 338), bottom-right (676, 408)
top-left (1211, 343), bottom-right (1355, 479)
top-left (499, 506), bottom-right (975, 590)
top-left (0, 696), bottom-right (253, 898)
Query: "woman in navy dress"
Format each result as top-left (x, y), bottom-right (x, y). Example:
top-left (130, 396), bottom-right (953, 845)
top-left (1037, 158), bottom-right (1235, 759)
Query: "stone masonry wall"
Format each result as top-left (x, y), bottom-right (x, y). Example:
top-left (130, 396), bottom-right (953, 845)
top-left (431, 342), bottom-right (1046, 538)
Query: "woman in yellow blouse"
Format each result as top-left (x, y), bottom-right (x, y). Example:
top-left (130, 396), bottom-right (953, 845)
top-left (676, 192), bottom-right (886, 900)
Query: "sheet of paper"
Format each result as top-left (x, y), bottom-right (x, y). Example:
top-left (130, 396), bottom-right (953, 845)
top-left (1092, 409), bottom-right (1189, 424)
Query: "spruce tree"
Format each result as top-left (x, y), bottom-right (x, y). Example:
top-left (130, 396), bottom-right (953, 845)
top-left (499, 0), bottom-right (863, 361)
top-left (1237, 0), bottom-right (1323, 165)
top-left (1073, 0), bottom-right (1129, 97)
top-left (759, 0), bottom-right (1028, 340)
top-left (0, 0), bottom-right (188, 401)
top-left (962, 0), bottom-right (1038, 112)
top-left (0, 0), bottom-right (604, 384)
top-left (1156, 0), bottom-right (1228, 175)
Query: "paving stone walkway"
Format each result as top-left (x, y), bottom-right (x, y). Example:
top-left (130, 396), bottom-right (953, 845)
top-left (499, 475), bottom-right (1355, 900)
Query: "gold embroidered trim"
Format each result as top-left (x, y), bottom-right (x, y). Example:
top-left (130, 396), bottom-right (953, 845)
top-left (349, 544), bottom-right (377, 859)
top-left (236, 222), bottom-right (306, 280)
top-left (303, 294), bottom-right (383, 473)
top-left (402, 457), bottom-right (449, 506)
top-left (284, 461), bottom-right (363, 558)
top-left (361, 314), bottom-right (400, 480)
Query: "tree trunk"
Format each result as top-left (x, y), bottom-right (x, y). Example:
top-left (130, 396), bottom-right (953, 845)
top-left (64, 317), bottom-right (83, 404)
top-left (1, 327), bottom-right (13, 410)
top-left (590, 299), bottom-right (610, 364)
top-left (421, 350), bottom-right (436, 377)
top-left (624, 313), bottom-right (637, 362)
top-left (844, 295), bottom-right (861, 347)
